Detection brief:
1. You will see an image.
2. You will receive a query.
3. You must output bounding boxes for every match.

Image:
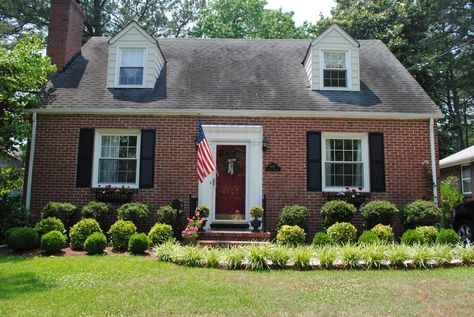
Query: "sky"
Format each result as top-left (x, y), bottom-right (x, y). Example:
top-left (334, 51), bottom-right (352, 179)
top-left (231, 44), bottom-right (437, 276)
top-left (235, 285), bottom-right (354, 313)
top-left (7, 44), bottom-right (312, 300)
top-left (266, 0), bottom-right (336, 25)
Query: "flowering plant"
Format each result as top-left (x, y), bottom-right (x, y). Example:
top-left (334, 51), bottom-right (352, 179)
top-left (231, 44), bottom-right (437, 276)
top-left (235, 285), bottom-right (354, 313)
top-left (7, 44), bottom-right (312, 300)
top-left (187, 216), bottom-right (206, 228)
top-left (94, 185), bottom-right (134, 202)
top-left (181, 226), bottom-right (199, 238)
top-left (337, 187), bottom-right (364, 198)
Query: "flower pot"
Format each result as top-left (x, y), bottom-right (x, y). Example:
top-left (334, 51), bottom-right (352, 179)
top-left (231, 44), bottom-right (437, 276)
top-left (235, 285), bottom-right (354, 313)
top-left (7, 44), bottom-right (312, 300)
top-left (182, 236), bottom-right (198, 245)
top-left (250, 218), bottom-right (262, 232)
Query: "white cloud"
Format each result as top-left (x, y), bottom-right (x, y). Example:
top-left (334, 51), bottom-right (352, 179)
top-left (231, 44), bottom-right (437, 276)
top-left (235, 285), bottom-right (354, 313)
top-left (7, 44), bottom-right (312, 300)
top-left (265, 0), bottom-right (336, 25)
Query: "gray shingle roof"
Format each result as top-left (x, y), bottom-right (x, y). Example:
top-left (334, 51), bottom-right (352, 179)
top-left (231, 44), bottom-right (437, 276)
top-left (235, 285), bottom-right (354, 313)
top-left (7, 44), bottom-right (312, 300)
top-left (42, 37), bottom-right (441, 116)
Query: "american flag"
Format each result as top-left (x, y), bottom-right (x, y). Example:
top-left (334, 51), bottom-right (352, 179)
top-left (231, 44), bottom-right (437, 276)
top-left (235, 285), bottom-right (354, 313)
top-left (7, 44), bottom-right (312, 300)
top-left (196, 123), bottom-right (216, 183)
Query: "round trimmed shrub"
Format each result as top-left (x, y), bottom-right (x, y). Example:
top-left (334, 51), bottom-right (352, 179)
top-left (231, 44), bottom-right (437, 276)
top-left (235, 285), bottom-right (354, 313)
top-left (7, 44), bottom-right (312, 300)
top-left (35, 217), bottom-right (65, 238)
top-left (117, 202), bottom-right (149, 227)
top-left (156, 205), bottom-right (177, 226)
top-left (436, 229), bottom-right (459, 245)
top-left (81, 201), bottom-right (111, 228)
top-left (327, 222), bottom-right (357, 245)
top-left (195, 205), bottom-right (210, 218)
top-left (7, 227), bottom-right (39, 251)
top-left (321, 200), bottom-right (356, 228)
top-left (312, 232), bottom-right (333, 246)
top-left (276, 205), bottom-right (309, 230)
top-left (84, 232), bottom-right (107, 254)
top-left (360, 200), bottom-right (398, 228)
top-left (69, 218), bottom-right (102, 250)
top-left (128, 233), bottom-right (150, 254)
top-left (249, 205), bottom-right (264, 218)
top-left (415, 226), bottom-right (438, 244)
top-left (370, 224), bottom-right (394, 242)
top-left (401, 200), bottom-right (442, 229)
top-left (276, 225), bottom-right (306, 246)
top-left (358, 230), bottom-right (380, 244)
top-left (148, 223), bottom-right (174, 246)
top-left (42, 202), bottom-right (76, 225)
top-left (401, 229), bottom-right (423, 245)
top-left (108, 220), bottom-right (137, 250)
top-left (41, 230), bottom-right (66, 253)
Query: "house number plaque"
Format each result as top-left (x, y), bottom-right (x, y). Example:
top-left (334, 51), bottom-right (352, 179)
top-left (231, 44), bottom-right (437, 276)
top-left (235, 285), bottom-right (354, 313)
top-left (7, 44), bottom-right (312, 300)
top-left (265, 162), bottom-right (281, 172)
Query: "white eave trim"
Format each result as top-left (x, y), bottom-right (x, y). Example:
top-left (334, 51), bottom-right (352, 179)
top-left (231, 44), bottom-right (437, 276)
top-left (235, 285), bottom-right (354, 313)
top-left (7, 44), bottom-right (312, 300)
top-left (440, 159), bottom-right (474, 169)
top-left (26, 108), bottom-right (444, 120)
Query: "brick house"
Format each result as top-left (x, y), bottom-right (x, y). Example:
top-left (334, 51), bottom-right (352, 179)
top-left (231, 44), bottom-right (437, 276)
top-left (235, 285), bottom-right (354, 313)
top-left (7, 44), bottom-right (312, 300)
top-left (440, 145), bottom-right (474, 201)
top-left (25, 0), bottom-right (442, 236)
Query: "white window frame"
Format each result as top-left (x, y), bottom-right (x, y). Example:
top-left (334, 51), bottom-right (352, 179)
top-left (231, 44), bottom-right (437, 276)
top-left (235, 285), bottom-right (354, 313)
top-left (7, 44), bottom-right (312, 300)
top-left (461, 164), bottom-right (471, 195)
top-left (321, 132), bottom-right (370, 192)
top-left (115, 47), bottom-right (147, 88)
top-left (92, 129), bottom-right (141, 188)
top-left (319, 49), bottom-right (352, 91)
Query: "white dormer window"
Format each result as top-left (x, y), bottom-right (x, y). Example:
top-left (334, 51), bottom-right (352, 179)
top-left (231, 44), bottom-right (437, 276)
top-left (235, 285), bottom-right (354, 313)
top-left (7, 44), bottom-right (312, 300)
top-left (118, 48), bottom-right (146, 86)
top-left (322, 51), bottom-right (348, 88)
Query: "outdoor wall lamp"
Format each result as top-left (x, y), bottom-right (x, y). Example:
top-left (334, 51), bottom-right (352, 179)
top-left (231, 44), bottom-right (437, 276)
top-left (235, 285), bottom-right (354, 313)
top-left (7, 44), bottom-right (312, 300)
top-left (262, 136), bottom-right (269, 151)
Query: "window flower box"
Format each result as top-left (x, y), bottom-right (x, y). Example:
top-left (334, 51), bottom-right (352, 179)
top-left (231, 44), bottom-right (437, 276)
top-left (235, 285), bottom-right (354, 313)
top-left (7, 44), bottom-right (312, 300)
top-left (323, 188), bottom-right (370, 208)
top-left (92, 186), bottom-right (136, 203)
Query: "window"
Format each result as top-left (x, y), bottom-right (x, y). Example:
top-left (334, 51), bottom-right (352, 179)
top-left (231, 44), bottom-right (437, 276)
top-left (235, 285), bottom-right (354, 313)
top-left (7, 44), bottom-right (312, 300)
top-left (461, 164), bottom-right (471, 194)
top-left (322, 51), bottom-right (347, 88)
top-left (93, 130), bottom-right (141, 187)
top-left (322, 133), bottom-right (369, 191)
top-left (118, 48), bottom-right (145, 86)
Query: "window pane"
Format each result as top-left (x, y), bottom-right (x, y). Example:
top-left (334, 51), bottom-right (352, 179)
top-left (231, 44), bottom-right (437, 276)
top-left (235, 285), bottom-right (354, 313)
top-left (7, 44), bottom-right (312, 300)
top-left (323, 70), bottom-right (347, 87)
top-left (99, 159), bottom-right (136, 184)
top-left (325, 162), bottom-right (363, 188)
top-left (463, 180), bottom-right (471, 193)
top-left (119, 67), bottom-right (144, 85)
top-left (121, 49), bottom-right (144, 67)
top-left (462, 165), bottom-right (470, 179)
top-left (324, 52), bottom-right (346, 69)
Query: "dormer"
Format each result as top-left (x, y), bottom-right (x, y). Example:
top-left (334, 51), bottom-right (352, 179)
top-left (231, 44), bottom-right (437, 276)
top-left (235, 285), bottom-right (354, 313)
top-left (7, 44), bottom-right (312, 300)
top-left (303, 24), bottom-right (360, 91)
top-left (107, 22), bottom-right (166, 88)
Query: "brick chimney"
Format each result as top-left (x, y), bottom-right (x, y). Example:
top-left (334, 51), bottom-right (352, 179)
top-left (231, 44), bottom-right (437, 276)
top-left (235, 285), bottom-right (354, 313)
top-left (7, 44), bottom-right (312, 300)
top-left (47, 0), bottom-right (85, 71)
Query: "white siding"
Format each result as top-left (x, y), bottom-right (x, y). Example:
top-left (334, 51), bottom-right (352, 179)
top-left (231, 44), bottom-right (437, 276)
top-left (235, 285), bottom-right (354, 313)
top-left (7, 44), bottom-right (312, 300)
top-left (107, 24), bottom-right (165, 88)
top-left (303, 50), bottom-right (312, 86)
top-left (310, 28), bottom-right (360, 91)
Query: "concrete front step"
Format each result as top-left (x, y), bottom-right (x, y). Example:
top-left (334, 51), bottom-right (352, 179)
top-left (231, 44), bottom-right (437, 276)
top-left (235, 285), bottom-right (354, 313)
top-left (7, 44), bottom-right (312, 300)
top-left (198, 230), bottom-right (271, 242)
top-left (197, 240), bottom-right (271, 247)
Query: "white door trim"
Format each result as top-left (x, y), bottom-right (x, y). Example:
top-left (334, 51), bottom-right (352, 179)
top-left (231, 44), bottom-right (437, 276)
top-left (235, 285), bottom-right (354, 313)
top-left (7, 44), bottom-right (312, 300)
top-left (198, 125), bottom-right (263, 229)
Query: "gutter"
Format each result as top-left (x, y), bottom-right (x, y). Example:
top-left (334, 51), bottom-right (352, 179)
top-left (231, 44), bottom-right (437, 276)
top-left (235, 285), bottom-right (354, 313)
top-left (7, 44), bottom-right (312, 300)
top-left (25, 112), bottom-right (37, 210)
top-left (429, 118), bottom-right (438, 205)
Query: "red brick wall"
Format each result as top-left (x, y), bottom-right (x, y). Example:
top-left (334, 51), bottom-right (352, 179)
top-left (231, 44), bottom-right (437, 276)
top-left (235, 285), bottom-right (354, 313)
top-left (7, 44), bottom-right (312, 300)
top-left (29, 115), bottom-right (438, 237)
top-left (47, 0), bottom-right (84, 71)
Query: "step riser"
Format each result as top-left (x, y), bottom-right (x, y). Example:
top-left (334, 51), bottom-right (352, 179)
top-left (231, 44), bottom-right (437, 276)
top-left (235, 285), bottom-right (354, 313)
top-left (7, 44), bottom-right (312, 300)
top-left (199, 231), bottom-right (271, 242)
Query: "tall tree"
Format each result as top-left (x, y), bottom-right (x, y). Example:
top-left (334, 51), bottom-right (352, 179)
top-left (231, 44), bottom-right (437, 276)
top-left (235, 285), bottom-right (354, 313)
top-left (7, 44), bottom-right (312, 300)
top-left (0, 0), bottom-right (49, 41)
top-left (193, 0), bottom-right (308, 39)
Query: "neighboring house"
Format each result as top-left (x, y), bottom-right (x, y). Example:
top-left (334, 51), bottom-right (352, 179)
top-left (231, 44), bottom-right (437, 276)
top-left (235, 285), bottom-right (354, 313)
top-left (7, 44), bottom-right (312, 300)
top-left (440, 145), bottom-right (474, 200)
top-left (25, 0), bottom-right (442, 235)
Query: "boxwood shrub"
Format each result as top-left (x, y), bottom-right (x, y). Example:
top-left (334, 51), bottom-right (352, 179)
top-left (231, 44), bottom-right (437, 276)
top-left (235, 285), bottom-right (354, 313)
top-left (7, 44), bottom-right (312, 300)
top-left (7, 227), bottom-right (39, 251)
top-left (401, 200), bottom-right (442, 229)
top-left (84, 232), bottom-right (108, 254)
top-left (401, 229), bottom-right (423, 245)
top-left (117, 202), bottom-right (149, 229)
top-left (436, 229), bottom-right (459, 245)
top-left (360, 200), bottom-right (398, 228)
top-left (42, 202), bottom-right (77, 226)
top-left (276, 205), bottom-right (309, 230)
top-left (35, 217), bottom-right (65, 238)
top-left (40, 230), bottom-right (66, 253)
top-left (358, 230), bottom-right (380, 244)
top-left (312, 232), bottom-right (333, 246)
top-left (415, 226), bottom-right (438, 244)
top-left (370, 224), bottom-right (394, 242)
top-left (81, 201), bottom-right (111, 229)
top-left (69, 218), bottom-right (102, 250)
top-left (156, 205), bottom-right (177, 226)
top-left (108, 220), bottom-right (137, 250)
top-left (128, 233), bottom-right (150, 254)
top-left (321, 200), bottom-right (356, 228)
top-left (327, 222), bottom-right (357, 245)
top-left (148, 223), bottom-right (174, 246)
top-left (276, 225), bottom-right (306, 246)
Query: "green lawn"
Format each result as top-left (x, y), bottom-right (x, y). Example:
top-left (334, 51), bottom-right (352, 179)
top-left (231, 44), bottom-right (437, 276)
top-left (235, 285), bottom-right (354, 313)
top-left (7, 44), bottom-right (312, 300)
top-left (0, 255), bottom-right (473, 316)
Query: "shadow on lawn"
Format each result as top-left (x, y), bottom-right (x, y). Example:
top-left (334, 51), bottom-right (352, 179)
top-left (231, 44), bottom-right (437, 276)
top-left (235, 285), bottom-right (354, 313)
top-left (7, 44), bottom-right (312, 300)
top-left (0, 272), bottom-right (55, 299)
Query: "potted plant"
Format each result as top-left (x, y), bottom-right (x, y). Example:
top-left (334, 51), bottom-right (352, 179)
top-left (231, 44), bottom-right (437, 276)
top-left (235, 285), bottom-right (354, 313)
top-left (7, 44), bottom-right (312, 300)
top-left (194, 205), bottom-right (210, 231)
top-left (181, 226), bottom-right (199, 245)
top-left (249, 205), bottom-right (264, 232)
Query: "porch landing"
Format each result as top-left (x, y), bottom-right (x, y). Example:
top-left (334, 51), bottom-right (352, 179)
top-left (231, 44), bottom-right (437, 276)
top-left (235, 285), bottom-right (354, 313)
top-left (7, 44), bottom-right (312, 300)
top-left (197, 230), bottom-right (272, 247)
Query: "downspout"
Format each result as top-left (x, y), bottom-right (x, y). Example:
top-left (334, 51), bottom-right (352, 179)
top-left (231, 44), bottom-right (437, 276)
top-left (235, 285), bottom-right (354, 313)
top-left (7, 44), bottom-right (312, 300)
top-left (26, 112), bottom-right (37, 210)
top-left (429, 118), bottom-right (438, 205)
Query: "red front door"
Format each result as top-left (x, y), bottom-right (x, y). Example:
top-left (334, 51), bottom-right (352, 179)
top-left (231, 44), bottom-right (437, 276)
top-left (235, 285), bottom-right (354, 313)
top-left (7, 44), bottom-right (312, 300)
top-left (215, 145), bottom-right (246, 220)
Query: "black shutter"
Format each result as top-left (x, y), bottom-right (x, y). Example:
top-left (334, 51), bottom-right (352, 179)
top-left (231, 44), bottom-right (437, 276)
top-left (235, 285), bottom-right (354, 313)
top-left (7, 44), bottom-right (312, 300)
top-left (76, 129), bottom-right (94, 187)
top-left (369, 132), bottom-right (386, 192)
top-left (307, 132), bottom-right (322, 191)
top-left (139, 129), bottom-right (156, 188)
